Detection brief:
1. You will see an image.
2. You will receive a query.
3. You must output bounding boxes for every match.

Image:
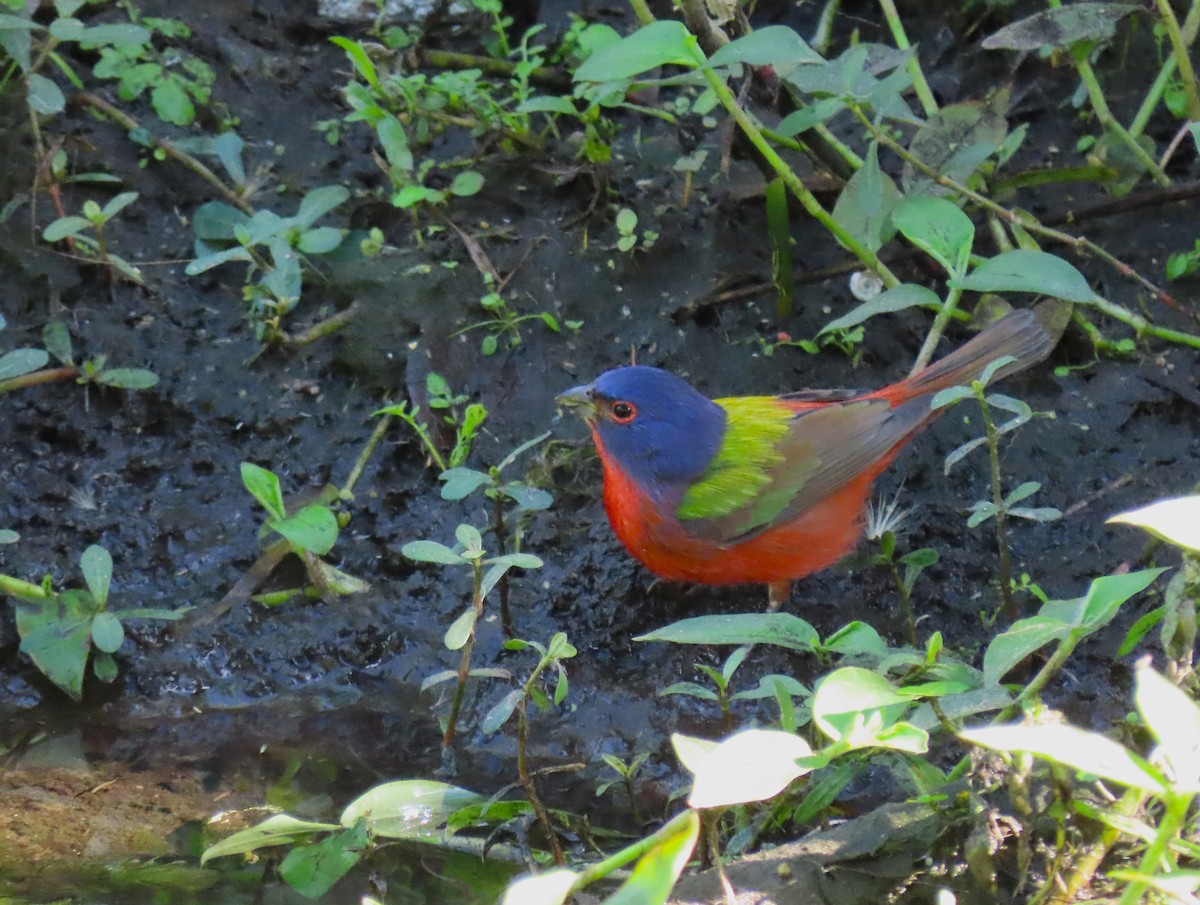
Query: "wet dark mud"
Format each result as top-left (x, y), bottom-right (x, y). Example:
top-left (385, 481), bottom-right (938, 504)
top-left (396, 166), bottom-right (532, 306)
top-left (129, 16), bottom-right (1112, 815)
top-left (1, 0), bottom-right (1198, 901)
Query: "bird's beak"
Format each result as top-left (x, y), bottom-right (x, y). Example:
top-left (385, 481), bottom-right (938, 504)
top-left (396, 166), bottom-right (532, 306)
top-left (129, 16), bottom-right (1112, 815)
top-left (556, 384), bottom-right (598, 422)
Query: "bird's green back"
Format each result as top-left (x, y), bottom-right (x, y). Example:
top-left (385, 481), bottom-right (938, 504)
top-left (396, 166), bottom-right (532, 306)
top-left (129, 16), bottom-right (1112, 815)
top-left (675, 397), bottom-right (796, 531)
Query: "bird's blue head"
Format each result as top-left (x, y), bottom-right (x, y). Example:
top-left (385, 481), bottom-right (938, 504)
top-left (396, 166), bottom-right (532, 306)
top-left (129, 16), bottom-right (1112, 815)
top-left (557, 366), bottom-right (726, 490)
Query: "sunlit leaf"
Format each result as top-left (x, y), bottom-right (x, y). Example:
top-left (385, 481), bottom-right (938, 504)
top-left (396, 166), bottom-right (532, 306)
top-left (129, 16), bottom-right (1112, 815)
top-left (240, 462), bottom-right (286, 520)
top-left (339, 780), bottom-right (484, 839)
top-left (1109, 496), bottom-right (1200, 552)
top-left (1135, 664), bottom-right (1200, 791)
top-left (812, 667), bottom-right (910, 746)
top-left (675, 729), bottom-right (813, 808)
top-left (500, 868), bottom-right (579, 905)
top-left (200, 814), bottom-right (340, 864)
top-left (960, 723), bottom-right (1166, 794)
top-left (636, 613), bottom-right (819, 652)
top-left (603, 809), bottom-right (699, 904)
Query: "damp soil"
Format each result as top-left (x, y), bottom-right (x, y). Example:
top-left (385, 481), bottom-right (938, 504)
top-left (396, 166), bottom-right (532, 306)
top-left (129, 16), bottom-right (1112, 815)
top-left (1, 0), bottom-right (1199, 902)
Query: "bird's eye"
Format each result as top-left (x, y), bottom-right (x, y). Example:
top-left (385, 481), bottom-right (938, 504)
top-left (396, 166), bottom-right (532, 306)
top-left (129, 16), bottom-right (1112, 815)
top-left (610, 401), bottom-right (637, 423)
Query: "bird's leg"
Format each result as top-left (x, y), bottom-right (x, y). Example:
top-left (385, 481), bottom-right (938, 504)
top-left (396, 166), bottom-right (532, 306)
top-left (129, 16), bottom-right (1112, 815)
top-left (767, 580), bottom-right (792, 613)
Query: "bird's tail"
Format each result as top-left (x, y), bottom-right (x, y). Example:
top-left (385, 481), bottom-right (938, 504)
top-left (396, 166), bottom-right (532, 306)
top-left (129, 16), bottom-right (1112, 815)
top-left (899, 310), bottom-right (1052, 398)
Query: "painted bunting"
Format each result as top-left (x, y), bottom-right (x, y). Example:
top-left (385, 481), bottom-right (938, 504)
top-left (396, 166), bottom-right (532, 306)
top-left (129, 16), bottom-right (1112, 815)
top-left (557, 311), bottom-right (1051, 610)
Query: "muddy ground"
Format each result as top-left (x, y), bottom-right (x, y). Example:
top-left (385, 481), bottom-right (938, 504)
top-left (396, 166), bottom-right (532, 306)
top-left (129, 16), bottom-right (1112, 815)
top-left (1, 0), bottom-right (1199, 902)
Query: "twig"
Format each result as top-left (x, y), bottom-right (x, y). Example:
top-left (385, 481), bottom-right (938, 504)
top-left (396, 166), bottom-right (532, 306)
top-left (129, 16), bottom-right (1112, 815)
top-left (76, 91), bottom-right (253, 215)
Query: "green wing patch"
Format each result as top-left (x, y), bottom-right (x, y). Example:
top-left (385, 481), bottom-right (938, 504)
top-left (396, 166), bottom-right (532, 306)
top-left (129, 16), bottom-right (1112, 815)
top-left (676, 397), bottom-right (792, 523)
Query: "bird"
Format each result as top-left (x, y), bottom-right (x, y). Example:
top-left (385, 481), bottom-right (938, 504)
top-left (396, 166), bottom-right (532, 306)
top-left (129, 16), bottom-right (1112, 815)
top-left (556, 310), bottom-right (1051, 612)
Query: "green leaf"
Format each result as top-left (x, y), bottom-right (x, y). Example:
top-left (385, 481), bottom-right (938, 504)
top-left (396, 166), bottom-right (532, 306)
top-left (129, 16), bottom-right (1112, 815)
top-left (822, 283), bottom-right (939, 334)
top-left (439, 467), bottom-right (493, 500)
top-left (675, 729), bottom-right (813, 808)
top-left (272, 505), bottom-right (338, 555)
top-left (822, 621), bottom-right (888, 659)
top-left (831, 142), bottom-right (901, 254)
top-left (891, 195), bottom-right (974, 278)
top-left (455, 524), bottom-right (483, 557)
top-left (449, 171), bottom-right (484, 197)
top-left (92, 650), bottom-right (118, 683)
top-left (659, 682), bottom-right (720, 701)
top-left (574, 20), bottom-right (698, 83)
top-left (707, 26), bottom-right (823, 70)
top-left (402, 540), bottom-right (466, 565)
top-left (43, 215), bottom-right (91, 241)
top-left (1109, 496), bottom-right (1200, 552)
top-left (27, 72), bottom-right (65, 114)
top-left (296, 185), bottom-right (349, 228)
top-left (95, 368), bottom-right (158, 389)
top-left (99, 191), bottom-right (138, 223)
top-left (192, 200), bottom-right (248, 241)
top-left (1135, 664), bottom-right (1200, 791)
top-left (330, 35), bottom-right (380, 88)
top-left (240, 462), bottom-right (286, 521)
top-left (0, 530), bottom-right (18, 544)
top-left (960, 723), bottom-right (1165, 794)
top-left (0, 348), bottom-right (49, 380)
top-left (151, 79), bottom-right (194, 125)
top-left (185, 246), bottom-right (254, 275)
top-left (487, 552), bottom-right (543, 569)
top-left (603, 809), bottom-right (700, 905)
top-left (80, 545), bottom-right (112, 608)
top-left (480, 688), bottom-right (523, 734)
top-left (14, 589), bottom-right (95, 701)
top-left (500, 869), bottom-right (579, 905)
top-left (339, 780), bottom-right (484, 839)
top-left (42, 320), bottom-right (73, 365)
top-left (812, 667), bottom-right (911, 747)
top-left (636, 613), bottom-right (819, 652)
top-left (279, 821), bottom-right (367, 898)
top-left (90, 611), bottom-right (124, 653)
top-left (982, 615), bottom-right (1066, 685)
top-left (75, 22), bottom-right (150, 48)
top-left (500, 482), bottom-right (554, 511)
top-left (297, 226), bottom-right (344, 254)
top-left (1043, 568), bottom-right (1167, 631)
top-left (951, 250), bottom-right (1105, 303)
top-left (480, 562), bottom-right (510, 600)
top-left (201, 814), bottom-right (341, 864)
top-left (444, 606), bottom-right (477, 651)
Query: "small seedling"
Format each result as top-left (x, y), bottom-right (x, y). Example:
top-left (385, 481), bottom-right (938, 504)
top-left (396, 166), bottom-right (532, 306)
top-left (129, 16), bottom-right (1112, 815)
top-left (439, 431), bottom-right (553, 629)
top-left (42, 192), bottom-right (144, 283)
top-left (0, 544), bottom-right (185, 700)
top-left (375, 372), bottom-right (488, 472)
top-left (404, 524), bottom-right (542, 769)
top-left (0, 318), bottom-right (157, 399)
top-left (660, 647), bottom-right (749, 733)
top-left (932, 357), bottom-right (1061, 620)
top-left (480, 631), bottom-right (577, 863)
top-left (615, 207), bottom-right (658, 253)
top-left (240, 462), bottom-right (367, 605)
top-left (597, 752), bottom-right (651, 825)
top-left (186, 186), bottom-right (349, 345)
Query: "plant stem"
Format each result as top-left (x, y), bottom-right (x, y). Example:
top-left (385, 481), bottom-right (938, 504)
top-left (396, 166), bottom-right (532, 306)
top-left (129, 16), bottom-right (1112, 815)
top-left (1117, 792), bottom-right (1193, 905)
top-left (1153, 0), bottom-right (1200, 122)
top-left (516, 655), bottom-right (565, 864)
top-left (1047, 788), bottom-right (1147, 905)
top-left (76, 92), bottom-right (254, 214)
top-left (875, 0), bottom-right (938, 117)
top-left (976, 387), bottom-right (1016, 620)
top-left (625, 0), bottom-right (656, 26)
top-left (443, 560), bottom-right (485, 751)
top-left (1066, 45), bottom-right (1170, 186)
top-left (570, 809), bottom-right (699, 891)
top-left (341, 405), bottom-right (391, 498)
top-left (911, 284), bottom-right (965, 372)
top-left (697, 60), bottom-right (901, 287)
top-left (860, 111), bottom-right (1200, 345)
top-left (0, 365), bottom-right (80, 395)
top-left (0, 574), bottom-right (52, 599)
